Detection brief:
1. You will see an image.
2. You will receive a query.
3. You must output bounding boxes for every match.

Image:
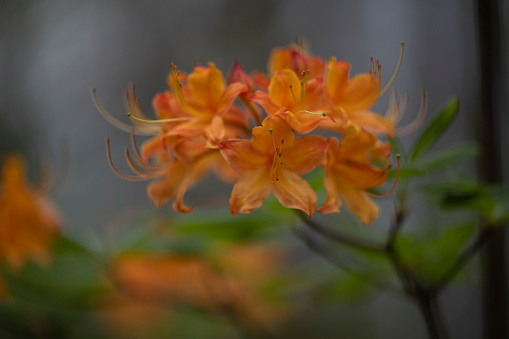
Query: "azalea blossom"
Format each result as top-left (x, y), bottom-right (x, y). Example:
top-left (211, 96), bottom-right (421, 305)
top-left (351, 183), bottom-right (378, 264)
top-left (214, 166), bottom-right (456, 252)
top-left (317, 130), bottom-right (391, 225)
top-left (220, 114), bottom-right (328, 216)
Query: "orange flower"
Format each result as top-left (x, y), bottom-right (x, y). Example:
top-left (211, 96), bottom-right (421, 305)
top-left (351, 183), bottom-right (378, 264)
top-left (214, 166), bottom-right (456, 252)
top-left (317, 131), bottom-right (391, 225)
top-left (0, 155), bottom-right (60, 296)
top-left (163, 62), bottom-right (250, 143)
top-left (251, 69), bottom-right (334, 134)
top-left (108, 244), bottom-right (288, 325)
top-left (322, 57), bottom-right (395, 136)
top-left (220, 115), bottom-right (328, 216)
top-left (253, 43), bottom-right (325, 89)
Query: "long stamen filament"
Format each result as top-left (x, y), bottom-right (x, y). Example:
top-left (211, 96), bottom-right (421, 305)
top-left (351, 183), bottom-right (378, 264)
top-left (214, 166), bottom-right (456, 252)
top-left (127, 113), bottom-right (191, 123)
top-left (124, 149), bottom-right (154, 177)
top-left (396, 91), bottom-right (428, 136)
top-left (91, 88), bottom-right (140, 134)
top-left (300, 70), bottom-right (309, 109)
top-left (289, 85), bottom-right (298, 105)
top-left (299, 110), bottom-right (327, 117)
top-left (105, 138), bottom-right (151, 181)
top-left (369, 154), bottom-right (401, 197)
top-left (269, 128), bottom-right (281, 182)
top-left (379, 42), bottom-right (405, 96)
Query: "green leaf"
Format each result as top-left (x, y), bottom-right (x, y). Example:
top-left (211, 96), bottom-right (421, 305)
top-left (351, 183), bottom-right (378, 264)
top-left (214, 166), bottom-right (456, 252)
top-left (487, 187), bottom-right (509, 224)
top-left (416, 143), bottom-right (478, 172)
top-left (173, 207), bottom-right (288, 241)
top-left (313, 274), bottom-right (372, 305)
top-left (410, 98), bottom-right (459, 161)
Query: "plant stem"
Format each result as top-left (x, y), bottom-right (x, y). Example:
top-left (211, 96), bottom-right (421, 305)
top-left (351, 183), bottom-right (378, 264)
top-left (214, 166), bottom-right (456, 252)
top-left (431, 227), bottom-right (491, 294)
top-left (414, 289), bottom-right (449, 339)
top-left (296, 211), bottom-right (385, 253)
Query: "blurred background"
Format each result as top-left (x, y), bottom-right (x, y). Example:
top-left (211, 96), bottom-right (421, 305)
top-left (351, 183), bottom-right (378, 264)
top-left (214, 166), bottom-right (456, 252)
top-left (0, 0), bottom-right (507, 338)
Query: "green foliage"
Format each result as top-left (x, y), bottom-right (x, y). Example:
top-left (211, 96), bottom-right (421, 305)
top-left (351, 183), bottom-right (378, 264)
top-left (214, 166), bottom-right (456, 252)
top-left (174, 205), bottom-right (294, 242)
top-left (410, 98), bottom-right (459, 161)
top-left (416, 143), bottom-right (478, 172)
top-left (395, 222), bottom-right (476, 281)
top-left (313, 274), bottom-right (372, 305)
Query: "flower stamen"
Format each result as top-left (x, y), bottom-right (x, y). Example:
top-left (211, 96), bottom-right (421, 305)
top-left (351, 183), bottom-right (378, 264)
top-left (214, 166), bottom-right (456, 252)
top-left (126, 113), bottom-right (192, 124)
top-left (379, 42), bottom-right (405, 96)
top-left (289, 85), bottom-right (298, 105)
top-left (396, 91), bottom-right (428, 136)
top-left (105, 138), bottom-right (152, 181)
top-left (269, 128), bottom-right (284, 182)
top-left (368, 154), bottom-right (401, 197)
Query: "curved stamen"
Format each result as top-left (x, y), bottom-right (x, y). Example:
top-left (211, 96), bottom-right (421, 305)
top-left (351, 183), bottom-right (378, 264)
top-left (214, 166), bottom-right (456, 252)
top-left (379, 42), bottom-right (405, 96)
top-left (124, 149), bottom-right (156, 177)
top-left (106, 138), bottom-right (152, 181)
top-left (129, 129), bottom-right (161, 172)
top-left (91, 88), bottom-right (139, 134)
top-left (368, 154), bottom-right (401, 197)
top-left (396, 91), bottom-right (428, 136)
top-left (127, 113), bottom-right (192, 124)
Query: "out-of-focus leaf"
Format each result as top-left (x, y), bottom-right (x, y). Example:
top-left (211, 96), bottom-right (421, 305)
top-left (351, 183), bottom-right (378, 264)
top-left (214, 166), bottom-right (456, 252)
top-left (422, 178), bottom-right (495, 215)
top-left (487, 187), bottom-right (509, 224)
top-left (395, 222), bottom-right (477, 281)
top-left (313, 274), bottom-right (371, 305)
top-left (410, 98), bottom-right (459, 161)
top-left (10, 235), bottom-right (106, 306)
top-left (416, 143), bottom-right (478, 172)
top-left (173, 207), bottom-right (289, 241)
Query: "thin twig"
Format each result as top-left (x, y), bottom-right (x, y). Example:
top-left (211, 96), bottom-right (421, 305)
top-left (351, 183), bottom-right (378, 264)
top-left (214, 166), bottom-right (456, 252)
top-left (431, 227), bottom-right (491, 295)
top-left (293, 226), bottom-right (401, 296)
top-left (296, 211), bottom-right (385, 253)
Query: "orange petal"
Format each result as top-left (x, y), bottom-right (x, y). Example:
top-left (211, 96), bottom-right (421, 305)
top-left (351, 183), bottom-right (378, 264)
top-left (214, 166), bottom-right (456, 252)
top-left (250, 91), bottom-right (281, 115)
top-left (217, 82), bottom-right (248, 116)
top-left (251, 114), bottom-right (294, 155)
top-left (205, 116), bottom-right (225, 148)
top-left (316, 174), bottom-right (341, 214)
top-left (335, 178), bottom-right (380, 225)
top-left (271, 171), bottom-right (316, 217)
top-left (282, 135), bottom-right (328, 175)
top-left (146, 162), bottom-right (187, 207)
top-left (173, 152), bottom-right (218, 213)
top-left (187, 62), bottom-right (225, 109)
top-left (340, 74), bottom-right (379, 112)
top-left (347, 110), bottom-right (395, 137)
top-left (220, 139), bottom-right (266, 174)
top-left (325, 58), bottom-right (350, 106)
top-left (229, 169), bottom-right (271, 215)
top-left (268, 70), bottom-right (300, 110)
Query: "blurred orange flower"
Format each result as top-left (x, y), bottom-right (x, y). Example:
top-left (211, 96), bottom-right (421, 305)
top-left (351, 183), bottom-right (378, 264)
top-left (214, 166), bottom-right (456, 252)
top-left (100, 244), bottom-right (288, 337)
top-left (0, 155), bottom-right (60, 297)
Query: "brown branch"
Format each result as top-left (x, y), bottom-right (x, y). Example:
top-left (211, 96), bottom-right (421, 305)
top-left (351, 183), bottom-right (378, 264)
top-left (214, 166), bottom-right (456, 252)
top-left (296, 211), bottom-right (385, 253)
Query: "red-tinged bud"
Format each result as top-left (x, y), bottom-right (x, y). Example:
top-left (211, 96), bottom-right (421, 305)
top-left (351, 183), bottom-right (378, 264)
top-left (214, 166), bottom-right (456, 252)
top-left (228, 60), bottom-right (254, 93)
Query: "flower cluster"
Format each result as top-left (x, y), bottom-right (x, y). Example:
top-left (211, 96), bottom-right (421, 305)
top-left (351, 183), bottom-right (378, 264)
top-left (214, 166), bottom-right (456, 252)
top-left (97, 43), bottom-right (403, 225)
